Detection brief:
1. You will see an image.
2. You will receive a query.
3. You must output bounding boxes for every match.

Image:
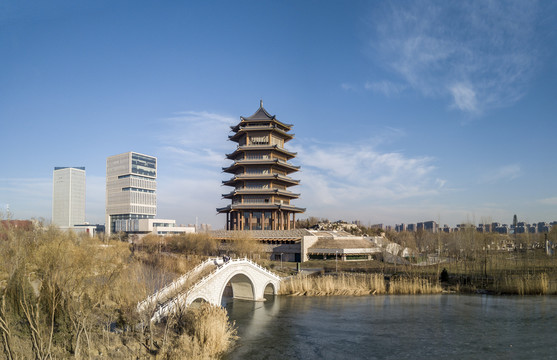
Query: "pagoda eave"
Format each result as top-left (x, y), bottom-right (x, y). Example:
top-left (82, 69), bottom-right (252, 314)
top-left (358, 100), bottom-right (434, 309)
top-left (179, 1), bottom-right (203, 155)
top-left (217, 204), bottom-right (305, 213)
top-left (225, 145), bottom-right (297, 160)
top-left (222, 160), bottom-right (300, 174)
top-left (222, 189), bottom-right (301, 199)
top-left (222, 174), bottom-right (300, 186)
top-left (228, 127), bottom-right (295, 142)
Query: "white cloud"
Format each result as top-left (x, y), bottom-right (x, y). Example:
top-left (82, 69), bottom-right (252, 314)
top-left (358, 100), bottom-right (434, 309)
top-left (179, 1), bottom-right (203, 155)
top-left (158, 111), bottom-right (235, 167)
top-left (152, 110), bottom-right (447, 227)
top-left (341, 83), bottom-right (357, 91)
top-left (153, 110), bottom-right (239, 228)
top-left (480, 164), bottom-right (521, 184)
top-left (292, 140), bottom-right (443, 212)
top-left (539, 197), bottom-right (557, 205)
top-left (370, 1), bottom-right (541, 114)
top-left (449, 83), bottom-right (478, 113)
top-left (364, 80), bottom-right (406, 96)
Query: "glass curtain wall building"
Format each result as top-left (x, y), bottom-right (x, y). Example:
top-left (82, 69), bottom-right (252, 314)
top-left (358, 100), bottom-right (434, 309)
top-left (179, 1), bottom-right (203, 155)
top-left (105, 152), bottom-right (157, 235)
top-left (52, 167), bottom-right (86, 227)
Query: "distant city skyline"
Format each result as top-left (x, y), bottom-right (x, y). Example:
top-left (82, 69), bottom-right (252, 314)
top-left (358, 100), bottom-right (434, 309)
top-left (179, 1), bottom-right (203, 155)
top-left (1, 1), bottom-right (557, 229)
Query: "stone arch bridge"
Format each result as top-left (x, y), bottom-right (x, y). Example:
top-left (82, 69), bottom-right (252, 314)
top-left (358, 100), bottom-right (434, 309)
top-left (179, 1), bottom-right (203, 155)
top-left (137, 257), bottom-right (281, 322)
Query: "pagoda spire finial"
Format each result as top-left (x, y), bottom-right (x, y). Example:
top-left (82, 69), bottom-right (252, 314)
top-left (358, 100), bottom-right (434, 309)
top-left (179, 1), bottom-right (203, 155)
top-left (260, 99), bottom-right (263, 108)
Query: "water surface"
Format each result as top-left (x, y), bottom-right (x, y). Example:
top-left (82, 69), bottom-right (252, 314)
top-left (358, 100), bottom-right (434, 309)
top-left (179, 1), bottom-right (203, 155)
top-left (224, 295), bottom-right (557, 359)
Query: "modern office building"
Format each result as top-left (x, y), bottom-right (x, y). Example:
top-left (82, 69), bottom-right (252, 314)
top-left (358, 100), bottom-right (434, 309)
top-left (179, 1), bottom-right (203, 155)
top-left (52, 167), bottom-right (86, 227)
top-left (106, 152), bottom-right (157, 235)
top-left (217, 101), bottom-right (305, 230)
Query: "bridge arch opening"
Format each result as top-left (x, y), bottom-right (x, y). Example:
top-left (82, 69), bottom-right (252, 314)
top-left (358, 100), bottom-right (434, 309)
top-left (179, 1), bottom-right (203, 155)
top-left (264, 283), bottom-right (276, 295)
top-left (190, 297), bottom-right (208, 308)
top-left (221, 273), bottom-right (255, 305)
top-left (263, 282), bottom-right (276, 301)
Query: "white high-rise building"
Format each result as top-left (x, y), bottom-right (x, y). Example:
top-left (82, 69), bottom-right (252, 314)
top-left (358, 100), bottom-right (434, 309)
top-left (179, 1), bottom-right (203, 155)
top-left (52, 167), bottom-right (86, 227)
top-left (105, 152), bottom-right (157, 235)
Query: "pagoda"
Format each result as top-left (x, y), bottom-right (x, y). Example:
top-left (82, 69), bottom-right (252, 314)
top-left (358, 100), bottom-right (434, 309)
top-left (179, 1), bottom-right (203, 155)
top-left (217, 101), bottom-right (305, 230)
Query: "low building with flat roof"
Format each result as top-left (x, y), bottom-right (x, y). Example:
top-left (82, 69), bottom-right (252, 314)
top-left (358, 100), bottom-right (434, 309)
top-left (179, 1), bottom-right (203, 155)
top-left (210, 229), bottom-right (381, 262)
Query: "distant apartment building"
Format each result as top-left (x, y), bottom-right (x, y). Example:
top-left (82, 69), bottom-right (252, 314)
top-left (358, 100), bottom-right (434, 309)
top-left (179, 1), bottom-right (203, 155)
top-left (106, 152), bottom-right (157, 235)
top-left (52, 167), bottom-right (86, 227)
top-left (394, 220), bottom-right (554, 234)
top-left (423, 221), bottom-right (438, 232)
top-left (538, 222), bottom-right (551, 233)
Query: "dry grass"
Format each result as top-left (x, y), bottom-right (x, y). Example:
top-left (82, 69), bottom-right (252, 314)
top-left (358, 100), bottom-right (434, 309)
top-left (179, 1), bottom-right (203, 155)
top-left (281, 273), bottom-right (443, 296)
top-left (0, 222), bottom-right (237, 359)
top-left (494, 273), bottom-right (550, 295)
top-left (280, 273), bottom-right (387, 296)
top-left (388, 277), bottom-right (443, 295)
top-left (160, 303), bottom-right (237, 359)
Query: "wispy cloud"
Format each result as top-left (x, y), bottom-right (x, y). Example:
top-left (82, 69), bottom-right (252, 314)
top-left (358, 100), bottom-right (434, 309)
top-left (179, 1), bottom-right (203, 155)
top-left (539, 197), bottom-right (557, 205)
top-left (158, 111), bottom-right (236, 168)
top-left (480, 164), bottom-right (521, 184)
top-left (153, 110), bottom-right (446, 226)
top-left (340, 83), bottom-right (357, 91)
top-left (370, 1), bottom-right (541, 114)
top-left (449, 83), bottom-right (478, 113)
top-left (364, 80), bottom-right (406, 96)
top-left (292, 140), bottom-right (443, 209)
top-left (154, 111), bottom-right (238, 226)
top-left (341, 80), bottom-right (406, 96)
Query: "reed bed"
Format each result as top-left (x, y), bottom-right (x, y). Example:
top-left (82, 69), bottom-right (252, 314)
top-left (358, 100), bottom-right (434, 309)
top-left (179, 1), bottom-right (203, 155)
top-left (280, 273), bottom-right (387, 296)
top-left (388, 277), bottom-right (443, 295)
top-left (162, 303), bottom-right (237, 359)
top-left (494, 273), bottom-right (550, 295)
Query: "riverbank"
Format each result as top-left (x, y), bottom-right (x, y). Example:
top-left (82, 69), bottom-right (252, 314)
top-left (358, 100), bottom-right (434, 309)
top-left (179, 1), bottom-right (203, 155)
top-left (279, 271), bottom-right (554, 296)
top-left (274, 249), bottom-right (557, 296)
top-left (0, 223), bottom-right (237, 359)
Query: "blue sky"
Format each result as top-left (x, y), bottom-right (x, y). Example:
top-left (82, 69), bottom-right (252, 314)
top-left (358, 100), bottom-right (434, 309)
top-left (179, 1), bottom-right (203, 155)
top-left (1, 0), bottom-right (557, 228)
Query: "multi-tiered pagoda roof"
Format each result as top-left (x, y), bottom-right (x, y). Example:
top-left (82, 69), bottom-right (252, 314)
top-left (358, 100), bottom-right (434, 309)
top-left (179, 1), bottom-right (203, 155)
top-left (217, 102), bottom-right (305, 230)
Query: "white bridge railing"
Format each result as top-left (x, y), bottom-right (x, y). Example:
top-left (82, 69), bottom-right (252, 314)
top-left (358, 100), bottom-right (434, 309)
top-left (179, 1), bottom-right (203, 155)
top-left (137, 257), bottom-right (218, 313)
top-left (145, 257), bottom-right (281, 322)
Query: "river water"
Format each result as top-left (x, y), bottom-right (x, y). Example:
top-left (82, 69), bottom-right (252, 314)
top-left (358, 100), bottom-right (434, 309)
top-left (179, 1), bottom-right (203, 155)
top-left (224, 295), bottom-right (557, 359)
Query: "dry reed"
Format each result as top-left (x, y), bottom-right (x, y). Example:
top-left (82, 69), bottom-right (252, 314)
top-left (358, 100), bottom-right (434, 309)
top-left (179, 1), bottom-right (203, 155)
top-left (162, 303), bottom-right (237, 359)
top-left (388, 277), bottom-right (443, 295)
top-left (494, 273), bottom-right (550, 295)
top-left (280, 273), bottom-right (387, 296)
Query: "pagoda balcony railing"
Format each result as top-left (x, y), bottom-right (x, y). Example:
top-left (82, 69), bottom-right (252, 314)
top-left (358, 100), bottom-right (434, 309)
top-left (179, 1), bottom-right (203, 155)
top-left (243, 155), bottom-right (271, 160)
top-left (234, 144), bottom-right (291, 151)
top-left (233, 158), bottom-right (299, 168)
top-left (232, 199), bottom-right (291, 205)
top-left (237, 172), bottom-right (287, 177)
